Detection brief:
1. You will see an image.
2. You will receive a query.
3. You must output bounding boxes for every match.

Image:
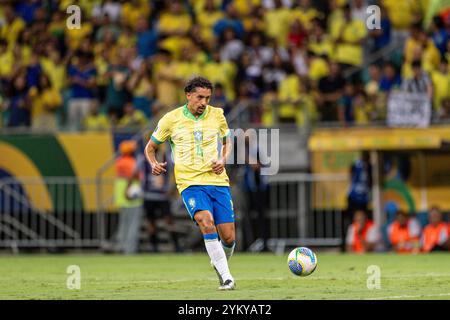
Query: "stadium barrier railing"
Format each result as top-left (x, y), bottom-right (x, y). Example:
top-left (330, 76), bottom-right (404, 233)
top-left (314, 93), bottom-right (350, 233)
top-left (242, 172), bottom-right (348, 255)
top-left (0, 176), bottom-right (117, 252)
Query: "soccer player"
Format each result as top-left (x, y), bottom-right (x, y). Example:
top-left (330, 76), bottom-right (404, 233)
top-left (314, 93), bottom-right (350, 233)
top-left (144, 76), bottom-right (236, 290)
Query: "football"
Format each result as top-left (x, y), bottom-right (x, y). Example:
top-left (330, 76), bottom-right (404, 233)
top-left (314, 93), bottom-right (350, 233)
top-left (287, 247), bottom-right (318, 277)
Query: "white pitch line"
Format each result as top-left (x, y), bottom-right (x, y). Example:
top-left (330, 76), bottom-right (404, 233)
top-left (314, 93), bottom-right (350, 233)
top-left (365, 292), bottom-right (450, 300)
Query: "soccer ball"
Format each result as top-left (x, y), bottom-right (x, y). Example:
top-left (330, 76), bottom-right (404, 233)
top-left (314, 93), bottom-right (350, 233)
top-left (287, 247), bottom-right (318, 276)
top-left (126, 184), bottom-right (143, 200)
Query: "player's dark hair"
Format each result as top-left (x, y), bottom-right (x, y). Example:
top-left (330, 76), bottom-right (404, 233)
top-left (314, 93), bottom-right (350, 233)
top-left (184, 76), bottom-right (214, 93)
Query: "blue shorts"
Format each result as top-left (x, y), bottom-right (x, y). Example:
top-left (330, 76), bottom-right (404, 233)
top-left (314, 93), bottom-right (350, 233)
top-left (181, 185), bottom-right (235, 225)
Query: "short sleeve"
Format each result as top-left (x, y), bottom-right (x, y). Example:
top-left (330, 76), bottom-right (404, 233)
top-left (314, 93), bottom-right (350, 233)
top-left (151, 114), bottom-right (172, 144)
top-left (218, 108), bottom-right (230, 139)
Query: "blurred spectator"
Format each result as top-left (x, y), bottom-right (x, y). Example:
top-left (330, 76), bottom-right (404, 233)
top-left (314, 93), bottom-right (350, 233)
top-left (158, 1), bottom-right (193, 60)
top-left (193, 0), bottom-right (225, 43)
top-left (317, 61), bottom-right (345, 121)
top-left (348, 151), bottom-right (372, 211)
top-left (353, 91), bottom-right (372, 125)
top-left (308, 18), bottom-right (333, 59)
top-left (430, 57), bottom-right (450, 117)
top-left (153, 49), bottom-right (180, 107)
top-left (135, 15), bottom-right (158, 59)
top-left (6, 71), bottom-right (30, 128)
top-left (210, 83), bottom-right (232, 115)
top-left (140, 142), bottom-right (181, 253)
top-left (219, 27), bottom-right (245, 62)
top-left (28, 73), bottom-right (62, 130)
top-left (368, 4), bottom-right (392, 52)
top-left (262, 53), bottom-right (287, 91)
top-left (276, 63), bottom-right (300, 123)
top-left (365, 64), bottom-right (381, 96)
top-left (287, 18), bottom-right (307, 48)
top-left (104, 48), bottom-right (132, 118)
top-left (127, 60), bottom-right (155, 118)
top-left (118, 102), bottom-right (148, 129)
top-left (214, 2), bottom-right (245, 40)
top-left (401, 59), bottom-right (433, 101)
top-left (442, 97), bottom-right (450, 119)
top-left (345, 151), bottom-right (372, 242)
top-left (203, 50), bottom-right (236, 101)
top-left (263, 0), bottom-right (291, 47)
top-left (387, 211), bottom-right (421, 253)
top-left (429, 16), bottom-right (449, 57)
top-left (338, 82), bottom-right (355, 124)
top-left (0, 5), bottom-right (26, 45)
top-left (115, 140), bottom-right (143, 254)
top-left (346, 209), bottom-right (382, 253)
top-left (331, 3), bottom-right (367, 69)
top-left (122, 0), bottom-right (151, 30)
top-left (92, 0), bottom-right (123, 24)
top-left (421, 206), bottom-right (449, 252)
top-left (82, 100), bottom-right (110, 131)
top-left (379, 61), bottom-right (401, 92)
top-left (67, 50), bottom-right (97, 130)
top-left (25, 53), bottom-right (42, 90)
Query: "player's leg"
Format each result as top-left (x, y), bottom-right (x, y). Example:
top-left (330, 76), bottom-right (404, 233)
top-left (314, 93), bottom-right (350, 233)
top-left (194, 210), bottom-right (234, 288)
top-left (212, 186), bottom-right (236, 260)
top-left (181, 186), bottom-right (234, 289)
top-left (216, 222), bottom-right (236, 260)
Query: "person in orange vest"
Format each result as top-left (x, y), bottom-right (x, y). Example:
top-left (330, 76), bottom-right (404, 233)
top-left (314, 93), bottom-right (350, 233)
top-left (114, 140), bottom-right (143, 254)
top-left (345, 210), bottom-right (381, 253)
top-left (421, 206), bottom-right (449, 252)
top-left (387, 210), bottom-right (421, 253)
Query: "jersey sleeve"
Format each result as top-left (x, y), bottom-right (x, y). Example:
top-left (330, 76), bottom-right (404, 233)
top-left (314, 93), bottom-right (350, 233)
top-left (151, 114), bottom-right (172, 144)
top-left (218, 108), bottom-right (230, 139)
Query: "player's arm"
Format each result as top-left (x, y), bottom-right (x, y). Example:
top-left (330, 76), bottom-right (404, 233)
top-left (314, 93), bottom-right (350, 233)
top-left (145, 139), bottom-right (167, 176)
top-left (145, 116), bottom-right (171, 175)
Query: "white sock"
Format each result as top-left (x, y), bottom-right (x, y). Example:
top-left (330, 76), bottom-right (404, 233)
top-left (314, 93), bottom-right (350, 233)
top-left (221, 240), bottom-right (235, 260)
top-left (204, 233), bottom-right (233, 281)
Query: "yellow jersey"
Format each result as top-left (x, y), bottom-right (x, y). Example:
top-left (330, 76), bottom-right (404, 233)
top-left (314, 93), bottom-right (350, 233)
top-left (151, 104), bottom-right (230, 193)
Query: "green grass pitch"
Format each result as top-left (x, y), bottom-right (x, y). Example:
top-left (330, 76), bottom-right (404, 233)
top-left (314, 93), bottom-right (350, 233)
top-left (0, 253), bottom-right (449, 300)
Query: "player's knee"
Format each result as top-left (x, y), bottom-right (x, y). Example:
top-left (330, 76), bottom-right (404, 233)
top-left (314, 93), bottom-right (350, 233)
top-left (221, 235), bottom-right (235, 246)
top-left (195, 213), bottom-right (215, 229)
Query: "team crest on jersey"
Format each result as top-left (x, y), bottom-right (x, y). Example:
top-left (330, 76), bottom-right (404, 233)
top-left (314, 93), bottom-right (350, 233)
top-left (188, 198), bottom-right (196, 209)
top-left (193, 130), bottom-right (203, 142)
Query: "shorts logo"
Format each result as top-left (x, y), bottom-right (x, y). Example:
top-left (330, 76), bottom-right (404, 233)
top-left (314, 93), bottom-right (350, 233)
top-left (188, 198), bottom-right (196, 209)
top-left (230, 200), bottom-right (234, 211)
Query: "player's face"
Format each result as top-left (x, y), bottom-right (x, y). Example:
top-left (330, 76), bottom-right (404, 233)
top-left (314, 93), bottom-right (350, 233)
top-left (187, 87), bottom-right (212, 116)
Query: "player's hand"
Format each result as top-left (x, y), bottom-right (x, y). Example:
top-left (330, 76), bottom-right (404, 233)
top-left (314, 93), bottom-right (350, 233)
top-left (151, 161), bottom-right (167, 175)
top-left (211, 159), bottom-right (225, 175)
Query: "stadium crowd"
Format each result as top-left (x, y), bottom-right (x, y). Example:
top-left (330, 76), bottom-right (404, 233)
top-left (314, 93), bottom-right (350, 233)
top-left (0, 0), bottom-right (450, 130)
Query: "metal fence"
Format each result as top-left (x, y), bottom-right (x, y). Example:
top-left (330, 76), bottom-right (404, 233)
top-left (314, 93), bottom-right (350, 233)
top-left (0, 173), bottom-right (348, 253)
top-left (243, 173), bottom-right (348, 254)
top-left (0, 177), bottom-right (118, 251)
